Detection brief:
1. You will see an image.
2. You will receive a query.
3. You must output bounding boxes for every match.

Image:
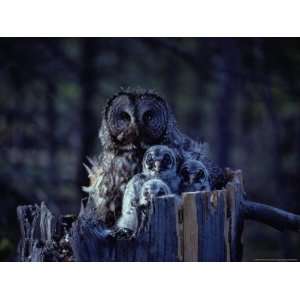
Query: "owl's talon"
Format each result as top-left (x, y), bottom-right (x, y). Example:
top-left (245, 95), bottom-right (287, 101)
top-left (111, 227), bottom-right (134, 240)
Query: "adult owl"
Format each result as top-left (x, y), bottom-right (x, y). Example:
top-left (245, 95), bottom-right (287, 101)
top-left (83, 89), bottom-right (225, 226)
top-left (179, 159), bottom-right (211, 193)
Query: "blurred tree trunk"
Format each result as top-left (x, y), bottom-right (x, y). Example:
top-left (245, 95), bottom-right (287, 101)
top-left (214, 39), bottom-right (239, 168)
top-left (255, 40), bottom-right (293, 259)
top-left (164, 54), bottom-right (178, 112)
top-left (190, 40), bottom-right (211, 141)
top-left (76, 39), bottom-right (99, 199)
top-left (46, 80), bottom-right (60, 212)
top-left (264, 78), bottom-right (294, 259)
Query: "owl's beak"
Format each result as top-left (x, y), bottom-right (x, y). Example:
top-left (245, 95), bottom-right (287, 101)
top-left (116, 131), bottom-right (125, 141)
top-left (154, 161), bottom-right (161, 172)
top-left (127, 123), bottom-right (139, 141)
top-left (117, 123), bottom-right (139, 143)
top-left (189, 175), bottom-right (196, 184)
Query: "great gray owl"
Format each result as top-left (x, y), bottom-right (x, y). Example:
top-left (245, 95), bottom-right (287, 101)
top-left (179, 159), bottom-right (211, 193)
top-left (83, 89), bottom-right (226, 226)
top-left (116, 178), bottom-right (172, 238)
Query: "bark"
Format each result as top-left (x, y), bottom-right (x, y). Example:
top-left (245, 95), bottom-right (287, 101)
top-left (17, 171), bottom-right (300, 262)
top-left (242, 199), bottom-right (300, 232)
top-left (215, 39), bottom-right (240, 168)
top-left (70, 195), bottom-right (179, 262)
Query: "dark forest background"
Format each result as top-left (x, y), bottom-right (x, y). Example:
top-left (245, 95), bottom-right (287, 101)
top-left (0, 38), bottom-right (300, 261)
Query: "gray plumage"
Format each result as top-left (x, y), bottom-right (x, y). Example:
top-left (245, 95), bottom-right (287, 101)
top-left (83, 89), bottom-right (225, 226)
top-left (142, 145), bottom-right (180, 193)
top-left (117, 178), bottom-right (172, 236)
top-left (179, 159), bottom-right (211, 193)
top-left (116, 145), bottom-right (180, 236)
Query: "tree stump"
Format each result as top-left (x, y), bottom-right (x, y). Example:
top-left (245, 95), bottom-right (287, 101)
top-left (16, 169), bottom-right (300, 262)
top-left (70, 195), bottom-right (179, 261)
top-left (180, 170), bottom-right (244, 261)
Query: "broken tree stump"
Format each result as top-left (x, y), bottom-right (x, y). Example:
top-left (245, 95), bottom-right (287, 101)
top-left (70, 195), bottom-right (179, 261)
top-left (16, 169), bottom-right (300, 262)
top-left (180, 169), bottom-right (300, 261)
top-left (17, 202), bottom-right (75, 261)
top-left (180, 170), bottom-right (244, 261)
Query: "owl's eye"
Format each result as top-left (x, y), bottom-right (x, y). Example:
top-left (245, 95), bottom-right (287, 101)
top-left (119, 111), bottom-right (131, 122)
top-left (157, 189), bottom-right (165, 197)
top-left (196, 170), bottom-right (205, 181)
top-left (146, 156), bottom-right (154, 169)
top-left (162, 154), bottom-right (172, 169)
top-left (143, 110), bottom-right (154, 123)
top-left (181, 169), bottom-right (189, 182)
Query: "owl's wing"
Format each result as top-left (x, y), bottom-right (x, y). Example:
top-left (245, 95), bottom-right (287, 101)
top-left (201, 157), bottom-right (226, 190)
top-left (121, 174), bottom-right (147, 213)
top-left (81, 155), bottom-right (104, 193)
top-left (117, 174), bottom-right (147, 232)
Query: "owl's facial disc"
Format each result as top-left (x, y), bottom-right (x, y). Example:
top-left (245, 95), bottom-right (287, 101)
top-left (180, 160), bottom-right (208, 186)
top-left (141, 179), bottom-right (170, 202)
top-left (143, 146), bottom-right (176, 177)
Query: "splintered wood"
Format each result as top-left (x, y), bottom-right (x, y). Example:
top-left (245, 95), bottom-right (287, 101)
top-left (18, 168), bottom-right (300, 262)
top-left (17, 170), bottom-right (245, 262)
top-left (71, 194), bottom-right (180, 261)
top-left (181, 193), bottom-right (198, 261)
top-left (179, 170), bottom-right (244, 261)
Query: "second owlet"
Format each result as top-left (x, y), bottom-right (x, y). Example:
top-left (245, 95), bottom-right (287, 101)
top-left (179, 159), bottom-right (211, 193)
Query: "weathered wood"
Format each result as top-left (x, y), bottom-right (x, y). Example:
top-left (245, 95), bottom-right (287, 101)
top-left (17, 204), bottom-right (40, 261)
top-left (182, 190), bottom-right (231, 261)
top-left (226, 180), bottom-right (244, 261)
top-left (181, 171), bottom-right (244, 262)
top-left (70, 195), bottom-right (179, 261)
top-left (196, 190), bottom-right (227, 261)
top-left (17, 169), bottom-right (300, 262)
top-left (17, 202), bottom-right (70, 262)
top-left (242, 199), bottom-right (300, 232)
top-left (182, 193), bottom-right (198, 261)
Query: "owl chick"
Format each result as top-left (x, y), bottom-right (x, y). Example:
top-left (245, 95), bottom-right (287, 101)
top-left (116, 178), bottom-right (172, 238)
top-left (179, 159), bottom-right (211, 193)
top-left (142, 145), bottom-right (180, 192)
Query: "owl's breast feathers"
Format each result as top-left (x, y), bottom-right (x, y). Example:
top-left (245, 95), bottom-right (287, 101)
top-left (84, 149), bottom-right (144, 222)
